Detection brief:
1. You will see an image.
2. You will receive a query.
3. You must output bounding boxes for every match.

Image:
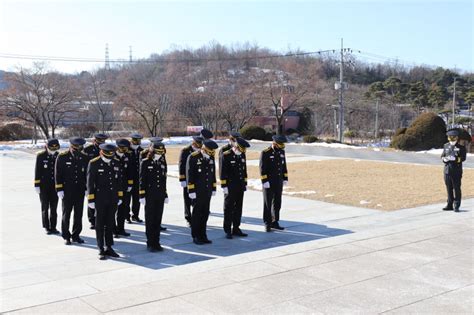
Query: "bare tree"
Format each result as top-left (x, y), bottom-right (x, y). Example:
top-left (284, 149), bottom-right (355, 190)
top-left (0, 63), bottom-right (77, 140)
top-left (116, 65), bottom-right (172, 137)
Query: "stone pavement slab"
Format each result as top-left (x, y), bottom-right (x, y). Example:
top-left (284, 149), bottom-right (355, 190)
top-left (1, 150), bottom-right (473, 314)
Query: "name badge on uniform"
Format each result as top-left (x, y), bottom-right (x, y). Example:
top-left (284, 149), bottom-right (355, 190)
top-left (98, 169), bottom-right (104, 172)
top-left (270, 156), bottom-right (274, 159)
top-left (66, 162), bottom-right (72, 165)
top-left (114, 167), bottom-right (119, 171)
top-left (148, 166), bottom-right (153, 169)
top-left (197, 161), bottom-right (202, 165)
top-left (231, 161), bottom-right (236, 164)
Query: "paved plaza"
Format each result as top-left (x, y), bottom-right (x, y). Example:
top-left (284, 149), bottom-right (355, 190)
top-left (0, 150), bottom-right (472, 314)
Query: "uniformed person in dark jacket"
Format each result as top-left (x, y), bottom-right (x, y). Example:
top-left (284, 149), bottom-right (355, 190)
top-left (83, 133), bottom-right (109, 229)
top-left (128, 133), bottom-right (144, 223)
top-left (139, 140), bottom-right (169, 252)
top-left (441, 129), bottom-right (467, 212)
top-left (87, 143), bottom-right (123, 260)
top-left (186, 139), bottom-right (218, 245)
top-left (178, 135), bottom-right (204, 226)
top-left (114, 138), bottom-right (133, 237)
top-left (220, 137), bottom-right (250, 239)
top-left (55, 137), bottom-right (88, 245)
top-left (34, 139), bottom-right (60, 234)
top-left (260, 135), bottom-right (288, 232)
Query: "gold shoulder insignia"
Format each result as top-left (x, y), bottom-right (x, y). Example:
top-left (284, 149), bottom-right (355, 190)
top-left (90, 156), bottom-right (100, 163)
top-left (59, 150), bottom-right (68, 156)
top-left (263, 147), bottom-right (271, 152)
top-left (223, 150), bottom-right (232, 155)
top-left (191, 151), bottom-right (200, 157)
top-left (37, 150), bottom-right (46, 155)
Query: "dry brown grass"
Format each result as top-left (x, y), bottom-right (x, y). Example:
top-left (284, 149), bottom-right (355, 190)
top-left (247, 159), bottom-right (474, 210)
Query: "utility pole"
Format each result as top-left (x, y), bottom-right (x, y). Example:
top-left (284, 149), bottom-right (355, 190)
top-left (337, 38), bottom-right (345, 142)
top-left (375, 98), bottom-right (379, 139)
top-left (334, 107), bottom-right (338, 138)
top-left (452, 77), bottom-right (456, 127)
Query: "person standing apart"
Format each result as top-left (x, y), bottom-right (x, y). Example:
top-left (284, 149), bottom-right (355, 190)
top-left (34, 139), bottom-right (60, 235)
top-left (55, 137), bottom-right (88, 245)
top-left (220, 137), bottom-right (250, 239)
top-left (260, 135), bottom-right (288, 232)
top-left (186, 139), bottom-right (218, 245)
top-left (139, 140), bottom-right (169, 252)
top-left (441, 129), bottom-right (467, 212)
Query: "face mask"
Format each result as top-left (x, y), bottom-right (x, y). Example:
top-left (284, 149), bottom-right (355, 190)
top-left (101, 156), bottom-right (111, 163)
top-left (101, 150), bottom-right (114, 159)
top-left (71, 144), bottom-right (83, 152)
top-left (116, 151), bottom-right (124, 157)
top-left (449, 141), bottom-right (457, 146)
top-left (233, 147), bottom-right (242, 156)
top-left (202, 147), bottom-right (215, 158)
top-left (153, 154), bottom-right (161, 161)
top-left (47, 147), bottom-right (58, 155)
top-left (192, 142), bottom-right (202, 150)
top-left (131, 144), bottom-right (139, 150)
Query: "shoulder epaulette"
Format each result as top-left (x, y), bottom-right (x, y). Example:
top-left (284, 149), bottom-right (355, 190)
top-left (59, 150), bottom-right (68, 156)
top-left (90, 156), bottom-right (100, 163)
top-left (37, 150), bottom-right (46, 155)
top-left (113, 157), bottom-right (120, 162)
top-left (191, 151), bottom-right (200, 157)
top-left (80, 151), bottom-right (88, 156)
top-left (142, 157), bottom-right (150, 161)
top-left (223, 149), bottom-right (232, 155)
top-left (263, 147), bottom-right (272, 152)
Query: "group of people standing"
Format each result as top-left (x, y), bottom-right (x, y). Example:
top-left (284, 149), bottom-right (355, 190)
top-left (34, 129), bottom-right (289, 260)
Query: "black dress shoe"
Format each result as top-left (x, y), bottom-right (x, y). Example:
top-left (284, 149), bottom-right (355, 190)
top-left (119, 231), bottom-right (131, 237)
top-left (72, 237), bottom-right (85, 244)
top-left (154, 244), bottom-right (164, 251)
top-left (193, 238), bottom-right (205, 245)
top-left (105, 247), bottom-right (120, 258)
top-left (272, 222), bottom-right (285, 230)
top-left (225, 233), bottom-right (233, 239)
top-left (442, 205), bottom-right (453, 211)
top-left (65, 239), bottom-right (72, 245)
top-left (148, 246), bottom-right (158, 252)
top-left (232, 229), bottom-right (248, 237)
top-left (160, 226), bottom-right (167, 231)
top-left (90, 224), bottom-right (95, 230)
top-left (132, 216), bottom-right (143, 223)
top-left (113, 234), bottom-right (120, 239)
top-left (50, 229), bottom-right (60, 234)
top-left (202, 238), bottom-right (212, 244)
top-left (126, 217), bottom-right (132, 224)
top-left (454, 208), bottom-right (460, 212)
top-left (265, 225), bottom-right (272, 232)
top-left (45, 229), bottom-right (52, 235)
top-left (99, 250), bottom-right (106, 260)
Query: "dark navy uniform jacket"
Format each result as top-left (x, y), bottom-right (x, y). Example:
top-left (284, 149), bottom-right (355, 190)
top-left (186, 151), bottom-right (216, 196)
top-left (441, 143), bottom-right (467, 176)
top-left (55, 150), bottom-right (88, 194)
top-left (139, 155), bottom-right (168, 199)
top-left (35, 150), bottom-right (59, 189)
top-left (220, 149), bottom-right (248, 191)
top-left (259, 146), bottom-right (288, 188)
top-left (87, 156), bottom-right (123, 204)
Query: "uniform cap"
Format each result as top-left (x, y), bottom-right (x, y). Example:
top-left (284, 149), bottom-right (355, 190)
top-left (150, 139), bottom-right (165, 149)
top-left (116, 138), bottom-right (131, 148)
top-left (192, 135), bottom-right (204, 143)
top-left (47, 138), bottom-right (60, 147)
top-left (130, 133), bottom-right (143, 139)
top-left (272, 135), bottom-right (288, 144)
top-left (149, 137), bottom-right (163, 143)
top-left (203, 139), bottom-right (218, 150)
top-left (236, 137), bottom-right (250, 148)
top-left (229, 131), bottom-right (242, 139)
top-left (446, 129), bottom-right (459, 137)
top-left (94, 133), bottom-right (108, 140)
top-left (99, 143), bottom-right (117, 151)
top-left (200, 128), bottom-right (214, 139)
top-left (69, 137), bottom-right (86, 146)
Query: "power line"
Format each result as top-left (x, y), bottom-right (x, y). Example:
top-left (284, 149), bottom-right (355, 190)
top-left (0, 49), bottom-right (340, 64)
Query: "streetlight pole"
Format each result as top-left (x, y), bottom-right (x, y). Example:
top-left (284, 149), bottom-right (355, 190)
top-left (338, 38), bottom-right (344, 142)
top-left (452, 77), bottom-right (456, 127)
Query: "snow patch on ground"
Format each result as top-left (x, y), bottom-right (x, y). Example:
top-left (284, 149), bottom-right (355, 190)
top-left (360, 200), bottom-right (371, 205)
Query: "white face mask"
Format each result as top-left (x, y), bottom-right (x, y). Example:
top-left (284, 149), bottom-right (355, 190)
top-left (47, 148), bottom-right (58, 155)
top-left (131, 144), bottom-right (139, 150)
top-left (101, 156), bottom-right (111, 163)
top-left (116, 151), bottom-right (124, 157)
top-left (449, 141), bottom-right (457, 146)
top-left (153, 154), bottom-right (161, 161)
top-left (192, 144), bottom-right (200, 151)
top-left (232, 147), bottom-right (242, 156)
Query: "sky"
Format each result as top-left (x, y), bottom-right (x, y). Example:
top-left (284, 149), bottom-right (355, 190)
top-left (1, 0), bottom-right (472, 74)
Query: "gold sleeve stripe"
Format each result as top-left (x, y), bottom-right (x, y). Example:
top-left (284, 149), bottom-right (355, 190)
top-left (118, 191), bottom-right (123, 197)
top-left (284, 173), bottom-right (288, 177)
top-left (139, 190), bottom-right (145, 194)
top-left (244, 178), bottom-right (248, 181)
top-left (261, 175), bottom-right (268, 179)
top-left (212, 182), bottom-right (217, 187)
top-left (220, 179), bottom-right (227, 185)
top-left (187, 184), bottom-right (195, 189)
top-left (55, 184), bottom-right (63, 188)
top-left (34, 179), bottom-right (41, 184)
top-left (87, 194), bottom-right (95, 200)
top-left (127, 180), bottom-right (134, 184)
top-left (179, 175), bottom-right (186, 179)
